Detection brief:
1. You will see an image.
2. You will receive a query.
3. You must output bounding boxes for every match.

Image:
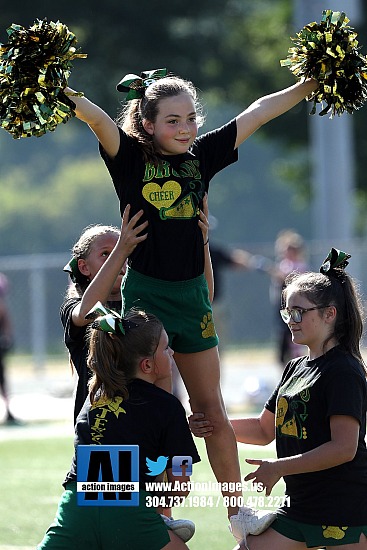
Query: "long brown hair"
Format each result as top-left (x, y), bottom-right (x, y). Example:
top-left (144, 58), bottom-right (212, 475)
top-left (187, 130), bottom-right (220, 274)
top-left (116, 76), bottom-right (205, 165)
top-left (282, 270), bottom-right (365, 370)
top-left (87, 309), bottom-right (163, 404)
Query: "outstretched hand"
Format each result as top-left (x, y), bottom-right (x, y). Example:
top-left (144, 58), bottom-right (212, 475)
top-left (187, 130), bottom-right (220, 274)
top-left (244, 458), bottom-right (282, 496)
top-left (188, 412), bottom-right (214, 438)
top-left (119, 204), bottom-right (148, 256)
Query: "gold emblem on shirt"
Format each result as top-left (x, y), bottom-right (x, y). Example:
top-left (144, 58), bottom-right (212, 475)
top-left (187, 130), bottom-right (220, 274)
top-left (142, 181), bottom-right (181, 210)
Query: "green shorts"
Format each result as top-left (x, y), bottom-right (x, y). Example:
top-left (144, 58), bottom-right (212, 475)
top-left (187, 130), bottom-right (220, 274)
top-left (271, 515), bottom-right (367, 547)
top-left (121, 268), bottom-right (218, 353)
top-left (37, 483), bottom-right (170, 550)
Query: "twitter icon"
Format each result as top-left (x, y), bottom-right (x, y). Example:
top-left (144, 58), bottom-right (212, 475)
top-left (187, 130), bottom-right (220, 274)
top-left (146, 456), bottom-right (169, 476)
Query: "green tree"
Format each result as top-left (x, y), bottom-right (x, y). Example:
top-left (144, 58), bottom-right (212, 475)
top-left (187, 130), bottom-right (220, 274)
top-left (1, 1), bottom-right (365, 151)
top-left (0, 0), bottom-right (366, 253)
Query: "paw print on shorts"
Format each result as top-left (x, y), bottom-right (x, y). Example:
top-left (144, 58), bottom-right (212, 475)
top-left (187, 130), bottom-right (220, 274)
top-left (200, 312), bottom-right (216, 338)
top-left (322, 526), bottom-right (348, 540)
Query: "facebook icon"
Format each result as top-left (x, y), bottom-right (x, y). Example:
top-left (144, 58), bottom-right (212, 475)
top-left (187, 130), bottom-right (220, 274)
top-left (172, 456), bottom-right (193, 476)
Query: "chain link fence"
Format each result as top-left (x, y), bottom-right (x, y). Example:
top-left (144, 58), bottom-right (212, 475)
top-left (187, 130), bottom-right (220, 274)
top-left (1, 237), bottom-right (367, 371)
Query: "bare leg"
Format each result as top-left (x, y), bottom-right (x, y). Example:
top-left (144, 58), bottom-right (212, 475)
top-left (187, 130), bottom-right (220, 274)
top-left (325, 533), bottom-right (367, 549)
top-left (242, 529), bottom-right (367, 550)
top-left (245, 528), bottom-right (307, 550)
top-left (175, 346), bottom-right (241, 518)
top-left (162, 529), bottom-right (189, 549)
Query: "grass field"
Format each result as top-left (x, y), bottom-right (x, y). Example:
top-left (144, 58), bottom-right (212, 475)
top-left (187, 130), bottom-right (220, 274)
top-left (0, 429), bottom-right (283, 549)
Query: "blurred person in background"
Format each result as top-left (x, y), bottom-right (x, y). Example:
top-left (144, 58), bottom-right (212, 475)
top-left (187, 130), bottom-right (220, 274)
top-left (0, 272), bottom-right (16, 424)
top-left (269, 230), bottom-right (308, 366)
top-left (209, 214), bottom-right (254, 356)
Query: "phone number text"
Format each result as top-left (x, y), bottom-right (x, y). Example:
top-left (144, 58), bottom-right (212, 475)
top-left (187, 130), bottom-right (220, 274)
top-left (145, 495), bottom-right (290, 509)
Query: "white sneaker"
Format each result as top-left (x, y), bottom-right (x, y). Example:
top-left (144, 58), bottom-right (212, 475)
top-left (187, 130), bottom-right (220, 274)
top-left (229, 507), bottom-right (276, 542)
top-left (161, 515), bottom-right (195, 542)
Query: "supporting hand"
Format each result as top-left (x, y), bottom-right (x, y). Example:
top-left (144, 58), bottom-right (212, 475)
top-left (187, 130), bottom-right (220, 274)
top-left (244, 458), bottom-right (282, 496)
top-left (119, 204), bottom-right (148, 257)
top-left (188, 412), bottom-right (214, 438)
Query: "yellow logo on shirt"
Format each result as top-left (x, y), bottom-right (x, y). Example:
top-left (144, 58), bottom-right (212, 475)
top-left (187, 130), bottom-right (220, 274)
top-left (142, 181), bottom-right (181, 210)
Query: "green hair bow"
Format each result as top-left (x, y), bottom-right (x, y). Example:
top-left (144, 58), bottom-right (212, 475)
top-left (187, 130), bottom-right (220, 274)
top-left (63, 257), bottom-right (80, 283)
top-left (320, 247), bottom-right (351, 275)
top-left (86, 301), bottom-right (138, 335)
top-left (116, 68), bottom-right (167, 100)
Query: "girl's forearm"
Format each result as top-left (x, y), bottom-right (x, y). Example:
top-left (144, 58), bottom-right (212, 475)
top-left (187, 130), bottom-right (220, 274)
top-left (276, 440), bottom-right (356, 478)
top-left (249, 79), bottom-right (317, 124)
top-left (65, 87), bottom-right (109, 126)
top-left (65, 87), bottom-right (120, 157)
top-left (78, 242), bottom-right (127, 320)
top-left (235, 79), bottom-right (318, 146)
top-left (231, 416), bottom-right (274, 446)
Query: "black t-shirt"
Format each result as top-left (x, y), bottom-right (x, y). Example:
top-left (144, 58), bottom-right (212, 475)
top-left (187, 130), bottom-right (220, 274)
top-left (99, 120), bottom-right (238, 281)
top-left (60, 297), bottom-right (122, 423)
top-left (265, 346), bottom-right (367, 525)
top-left (64, 378), bottom-right (200, 489)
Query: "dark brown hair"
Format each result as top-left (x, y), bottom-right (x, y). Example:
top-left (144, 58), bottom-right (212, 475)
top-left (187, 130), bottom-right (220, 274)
top-left (282, 269), bottom-right (365, 369)
top-left (87, 309), bottom-right (164, 404)
top-left (116, 76), bottom-right (204, 165)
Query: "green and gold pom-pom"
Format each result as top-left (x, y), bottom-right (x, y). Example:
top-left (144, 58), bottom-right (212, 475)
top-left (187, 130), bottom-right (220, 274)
top-left (280, 10), bottom-right (367, 117)
top-left (0, 19), bottom-right (87, 138)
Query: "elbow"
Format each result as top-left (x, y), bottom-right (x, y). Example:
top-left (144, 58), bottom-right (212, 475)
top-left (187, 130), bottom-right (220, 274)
top-left (262, 433), bottom-right (275, 446)
top-left (342, 447), bottom-right (357, 463)
top-left (252, 99), bottom-right (271, 128)
top-left (336, 444), bottom-right (358, 465)
top-left (255, 428), bottom-right (275, 446)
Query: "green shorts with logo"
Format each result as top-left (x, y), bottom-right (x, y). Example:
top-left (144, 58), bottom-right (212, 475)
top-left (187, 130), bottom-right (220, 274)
top-left (36, 483), bottom-right (170, 550)
top-left (121, 268), bottom-right (218, 353)
top-left (271, 514), bottom-right (367, 547)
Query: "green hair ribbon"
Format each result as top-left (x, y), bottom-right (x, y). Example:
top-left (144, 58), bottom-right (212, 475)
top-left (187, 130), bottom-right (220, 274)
top-left (63, 257), bottom-right (80, 283)
top-left (86, 301), bottom-right (138, 335)
top-left (116, 68), bottom-right (167, 100)
top-left (320, 247), bottom-right (351, 275)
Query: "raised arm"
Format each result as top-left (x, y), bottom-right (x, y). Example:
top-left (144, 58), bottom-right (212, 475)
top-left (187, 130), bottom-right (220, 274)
top-left (235, 78), bottom-right (318, 148)
top-left (72, 205), bottom-right (148, 327)
top-left (65, 87), bottom-right (120, 158)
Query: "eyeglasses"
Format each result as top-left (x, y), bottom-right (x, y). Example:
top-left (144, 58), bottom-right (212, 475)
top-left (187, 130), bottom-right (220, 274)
top-left (280, 306), bottom-right (327, 324)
